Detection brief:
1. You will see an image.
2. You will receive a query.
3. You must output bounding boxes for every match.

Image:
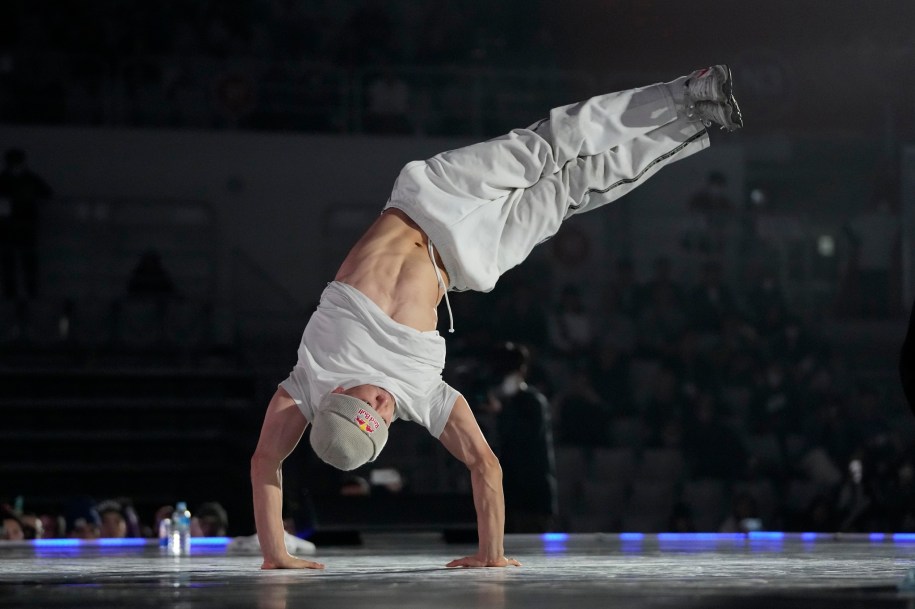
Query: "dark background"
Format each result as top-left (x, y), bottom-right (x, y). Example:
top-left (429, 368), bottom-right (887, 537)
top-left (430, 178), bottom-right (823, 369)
top-left (1, 0), bottom-right (913, 541)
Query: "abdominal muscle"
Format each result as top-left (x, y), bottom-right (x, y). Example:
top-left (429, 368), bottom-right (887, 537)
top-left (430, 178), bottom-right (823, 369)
top-left (334, 208), bottom-right (448, 333)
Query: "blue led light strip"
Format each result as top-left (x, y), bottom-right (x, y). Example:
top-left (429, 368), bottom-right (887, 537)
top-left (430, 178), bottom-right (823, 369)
top-left (539, 532), bottom-right (915, 543)
top-left (32, 537), bottom-right (231, 548)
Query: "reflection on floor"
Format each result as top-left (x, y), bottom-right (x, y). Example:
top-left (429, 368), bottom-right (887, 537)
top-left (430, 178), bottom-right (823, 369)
top-left (2, 533), bottom-right (915, 608)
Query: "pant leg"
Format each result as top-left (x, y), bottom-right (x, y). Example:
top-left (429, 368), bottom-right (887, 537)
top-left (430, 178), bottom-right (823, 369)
top-left (494, 117), bottom-right (708, 275)
top-left (387, 82), bottom-right (704, 292)
top-left (395, 84), bottom-right (678, 206)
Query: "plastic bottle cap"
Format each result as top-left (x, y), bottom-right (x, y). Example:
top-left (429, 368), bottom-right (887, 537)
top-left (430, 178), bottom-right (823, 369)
top-left (176, 502), bottom-right (187, 510)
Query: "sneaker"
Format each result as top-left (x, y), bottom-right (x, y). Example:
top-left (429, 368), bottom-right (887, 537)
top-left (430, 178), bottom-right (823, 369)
top-left (688, 100), bottom-right (744, 132)
top-left (685, 65), bottom-right (733, 104)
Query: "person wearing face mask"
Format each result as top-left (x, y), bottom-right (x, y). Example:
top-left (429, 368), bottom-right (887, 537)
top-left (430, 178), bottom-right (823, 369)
top-left (0, 148), bottom-right (52, 301)
top-left (488, 342), bottom-right (557, 533)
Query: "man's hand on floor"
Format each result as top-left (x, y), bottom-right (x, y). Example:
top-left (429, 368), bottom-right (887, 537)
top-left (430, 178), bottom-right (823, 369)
top-left (446, 554), bottom-right (522, 568)
top-left (261, 555), bottom-right (325, 570)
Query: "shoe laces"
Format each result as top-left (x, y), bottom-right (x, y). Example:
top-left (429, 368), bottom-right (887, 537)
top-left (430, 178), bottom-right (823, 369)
top-left (686, 66), bottom-right (724, 103)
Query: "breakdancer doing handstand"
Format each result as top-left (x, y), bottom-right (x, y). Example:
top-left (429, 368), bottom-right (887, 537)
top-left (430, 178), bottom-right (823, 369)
top-left (251, 65), bottom-right (743, 570)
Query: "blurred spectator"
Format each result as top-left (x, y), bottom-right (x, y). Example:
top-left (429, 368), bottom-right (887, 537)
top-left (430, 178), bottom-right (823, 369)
top-left (19, 513), bottom-right (41, 539)
top-left (667, 502), bottom-right (697, 533)
top-left (547, 284), bottom-right (594, 361)
top-left (194, 501), bottom-right (229, 537)
top-left (340, 475), bottom-right (371, 496)
top-left (848, 384), bottom-right (892, 450)
top-left (96, 498), bottom-right (141, 538)
top-left (842, 196), bottom-right (900, 318)
top-left (888, 453), bottom-right (915, 530)
top-left (555, 368), bottom-right (610, 447)
top-left (670, 330), bottom-right (716, 399)
top-left (588, 339), bottom-right (633, 415)
top-left (490, 342), bottom-right (557, 533)
top-left (39, 513), bottom-right (65, 539)
top-left (152, 504), bottom-right (173, 538)
top-left (636, 283), bottom-right (687, 359)
top-left (800, 494), bottom-right (837, 532)
top-left (688, 261), bottom-right (737, 333)
top-left (607, 258), bottom-right (641, 319)
top-left (804, 395), bottom-right (856, 469)
top-left (719, 492), bottom-right (764, 533)
top-left (653, 418), bottom-right (684, 451)
top-left (127, 249), bottom-right (176, 298)
top-left (686, 171), bottom-right (734, 255)
top-left (595, 283), bottom-right (637, 354)
top-left (0, 148), bottom-right (52, 300)
top-left (97, 500), bottom-right (128, 538)
top-left (683, 392), bottom-right (747, 481)
top-left (65, 498), bottom-right (100, 539)
top-left (836, 456), bottom-right (873, 532)
top-left (744, 268), bottom-right (785, 327)
top-left (641, 364), bottom-right (687, 430)
top-left (642, 256), bottom-right (683, 308)
top-left (902, 296), bottom-right (915, 414)
top-left (749, 360), bottom-right (798, 438)
top-left (369, 468), bottom-right (404, 495)
top-left (1, 506), bottom-right (24, 541)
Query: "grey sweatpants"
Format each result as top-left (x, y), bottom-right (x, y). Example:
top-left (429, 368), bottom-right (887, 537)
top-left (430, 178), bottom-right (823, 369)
top-left (385, 81), bottom-right (709, 292)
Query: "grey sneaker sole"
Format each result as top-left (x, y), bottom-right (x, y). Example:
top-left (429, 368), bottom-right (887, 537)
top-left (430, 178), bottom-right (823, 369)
top-left (721, 64), bottom-right (743, 131)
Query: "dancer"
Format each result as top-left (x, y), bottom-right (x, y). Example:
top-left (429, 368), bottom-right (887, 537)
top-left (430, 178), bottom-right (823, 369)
top-left (251, 65), bottom-right (743, 570)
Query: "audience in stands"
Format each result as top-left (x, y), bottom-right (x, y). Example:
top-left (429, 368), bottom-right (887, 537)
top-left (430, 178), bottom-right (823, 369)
top-left (0, 499), bottom-right (231, 540)
top-left (478, 247), bottom-right (913, 533)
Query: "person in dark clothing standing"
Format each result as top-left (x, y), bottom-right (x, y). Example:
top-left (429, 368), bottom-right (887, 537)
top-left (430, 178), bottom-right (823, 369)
top-left (902, 297), bottom-right (915, 413)
top-left (0, 148), bottom-right (52, 300)
top-left (489, 342), bottom-right (558, 533)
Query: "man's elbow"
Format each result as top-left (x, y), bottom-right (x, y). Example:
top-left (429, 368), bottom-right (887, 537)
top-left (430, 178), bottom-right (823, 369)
top-left (250, 450), bottom-right (282, 476)
top-left (471, 454), bottom-right (502, 480)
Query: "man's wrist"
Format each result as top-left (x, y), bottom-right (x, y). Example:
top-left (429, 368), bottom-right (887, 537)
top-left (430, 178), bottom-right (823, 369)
top-left (478, 546), bottom-right (504, 561)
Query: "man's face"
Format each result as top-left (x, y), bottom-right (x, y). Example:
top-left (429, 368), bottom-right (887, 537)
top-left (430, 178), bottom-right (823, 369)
top-left (1, 517), bottom-right (23, 541)
top-left (99, 512), bottom-right (127, 538)
top-left (333, 385), bottom-right (395, 425)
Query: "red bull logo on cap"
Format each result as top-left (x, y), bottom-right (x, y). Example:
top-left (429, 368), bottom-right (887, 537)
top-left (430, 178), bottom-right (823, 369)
top-left (355, 409), bottom-right (380, 434)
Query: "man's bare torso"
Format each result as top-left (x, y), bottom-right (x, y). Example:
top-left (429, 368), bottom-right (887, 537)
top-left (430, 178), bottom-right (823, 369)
top-left (334, 209), bottom-right (448, 333)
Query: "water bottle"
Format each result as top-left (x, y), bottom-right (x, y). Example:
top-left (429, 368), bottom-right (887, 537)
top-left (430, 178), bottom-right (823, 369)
top-left (168, 502), bottom-right (192, 556)
top-left (158, 517), bottom-right (172, 550)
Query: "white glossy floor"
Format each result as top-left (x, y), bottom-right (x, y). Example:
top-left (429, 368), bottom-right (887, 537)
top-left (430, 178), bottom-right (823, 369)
top-left (3, 534), bottom-right (915, 608)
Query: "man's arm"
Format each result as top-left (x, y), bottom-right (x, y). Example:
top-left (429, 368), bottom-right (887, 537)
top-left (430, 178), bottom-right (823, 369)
top-left (250, 387), bottom-right (324, 570)
top-left (437, 395), bottom-right (521, 568)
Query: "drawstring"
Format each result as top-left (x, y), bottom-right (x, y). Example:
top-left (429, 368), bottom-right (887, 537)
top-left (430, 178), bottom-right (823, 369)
top-left (427, 241), bottom-right (454, 333)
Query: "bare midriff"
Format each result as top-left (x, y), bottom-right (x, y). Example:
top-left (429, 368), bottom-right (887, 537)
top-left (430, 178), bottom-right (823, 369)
top-left (334, 208), bottom-right (449, 333)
